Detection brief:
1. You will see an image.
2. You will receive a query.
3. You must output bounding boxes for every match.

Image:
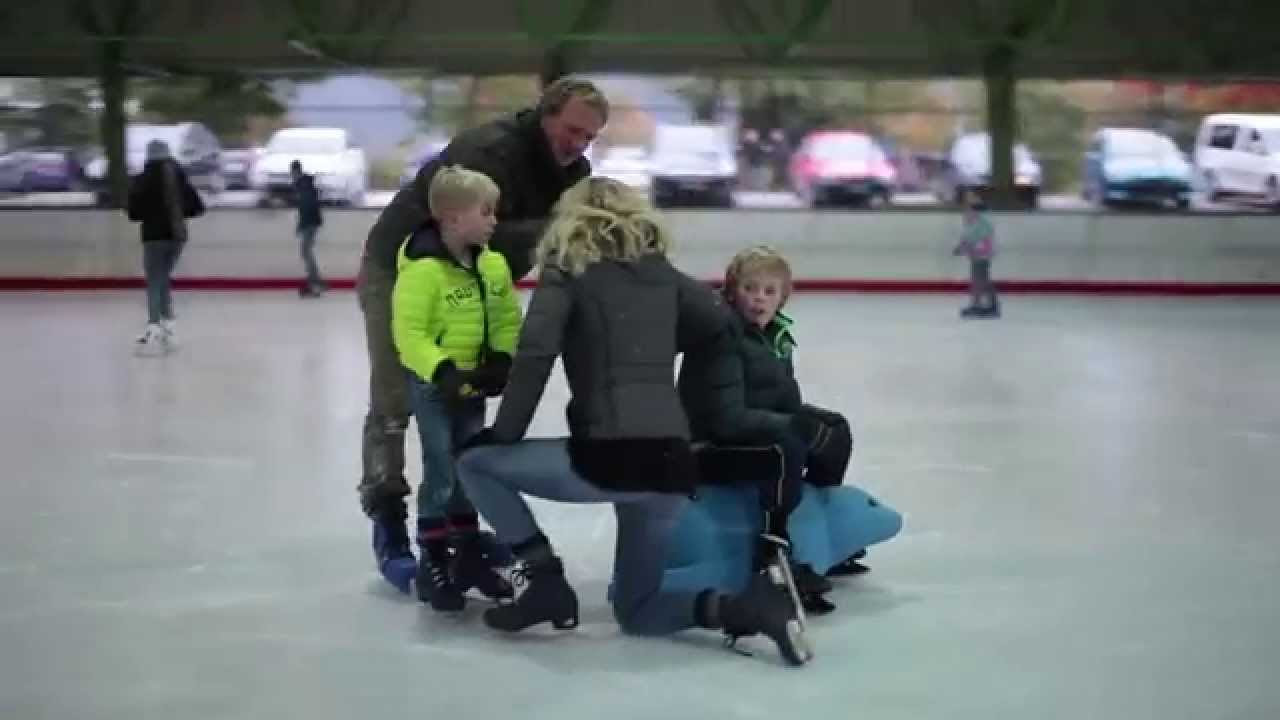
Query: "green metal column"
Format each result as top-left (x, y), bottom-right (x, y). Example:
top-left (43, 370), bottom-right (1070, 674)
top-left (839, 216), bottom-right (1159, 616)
top-left (982, 42), bottom-right (1017, 210)
top-left (75, 0), bottom-right (143, 209)
top-left (97, 38), bottom-right (128, 208)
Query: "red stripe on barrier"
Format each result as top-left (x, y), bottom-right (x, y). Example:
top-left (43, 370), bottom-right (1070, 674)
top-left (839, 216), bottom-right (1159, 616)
top-left (2, 276), bottom-right (1280, 295)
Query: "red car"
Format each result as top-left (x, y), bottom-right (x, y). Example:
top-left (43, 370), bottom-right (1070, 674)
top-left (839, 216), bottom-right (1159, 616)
top-left (789, 131), bottom-right (897, 208)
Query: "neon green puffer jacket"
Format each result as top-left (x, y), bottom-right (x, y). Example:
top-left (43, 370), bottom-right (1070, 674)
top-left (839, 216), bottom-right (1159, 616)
top-left (391, 227), bottom-right (522, 382)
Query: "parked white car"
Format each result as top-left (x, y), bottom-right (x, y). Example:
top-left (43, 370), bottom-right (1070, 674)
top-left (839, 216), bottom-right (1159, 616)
top-left (1194, 113), bottom-right (1280, 208)
top-left (252, 127), bottom-right (367, 206)
top-left (85, 123), bottom-right (225, 202)
top-left (592, 145), bottom-right (652, 195)
top-left (649, 125), bottom-right (736, 208)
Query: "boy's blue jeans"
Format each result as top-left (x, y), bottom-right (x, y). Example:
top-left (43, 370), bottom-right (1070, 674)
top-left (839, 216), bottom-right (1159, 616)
top-left (298, 225), bottom-right (322, 287)
top-left (406, 371), bottom-right (486, 521)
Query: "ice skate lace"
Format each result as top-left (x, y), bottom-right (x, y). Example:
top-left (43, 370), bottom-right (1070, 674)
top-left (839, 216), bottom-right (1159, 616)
top-left (431, 566), bottom-right (449, 586)
top-left (509, 564), bottom-right (531, 589)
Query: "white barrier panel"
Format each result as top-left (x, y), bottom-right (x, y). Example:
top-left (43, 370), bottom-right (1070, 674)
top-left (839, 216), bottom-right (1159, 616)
top-left (1, 208), bottom-right (1277, 288)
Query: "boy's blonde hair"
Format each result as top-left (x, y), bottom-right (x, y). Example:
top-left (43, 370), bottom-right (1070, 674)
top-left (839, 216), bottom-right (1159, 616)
top-left (723, 245), bottom-right (793, 304)
top-left (428, 165), bottom-right (500, 219)
top-left (535, 176), bottom-right (670, 276)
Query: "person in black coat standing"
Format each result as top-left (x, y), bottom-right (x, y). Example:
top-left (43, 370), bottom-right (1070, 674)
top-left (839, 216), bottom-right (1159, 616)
top-left (126, 139), bottom-right (204, 354)
top-left (291, 160), bottom-right (326, 297)
top-left (356, 77), bottom-right (608, 594)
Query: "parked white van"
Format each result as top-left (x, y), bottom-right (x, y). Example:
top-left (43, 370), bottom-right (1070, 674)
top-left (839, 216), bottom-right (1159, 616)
top-left (252, 127), bottom-right (367, 206)
top-left (1193, 113), bottom-right (1280, 208)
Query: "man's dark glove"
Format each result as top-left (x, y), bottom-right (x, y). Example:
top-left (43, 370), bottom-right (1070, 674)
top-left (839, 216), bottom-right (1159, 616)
top-left (797, 405), bottom-right (852, 487)
top-left (470, 352), bottom-right (512, 397)
top-left (788, 412), bottom-right (830, 452)
top-left (800, 404), bottom-right (845, 428)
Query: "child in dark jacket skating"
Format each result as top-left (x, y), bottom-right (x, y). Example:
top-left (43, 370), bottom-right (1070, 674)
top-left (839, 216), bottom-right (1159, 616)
top-left (679, 246), bottom-right (861, 613)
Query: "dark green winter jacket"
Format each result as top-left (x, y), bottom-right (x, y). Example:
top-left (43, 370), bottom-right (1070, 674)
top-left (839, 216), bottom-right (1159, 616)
top-left (678, 309), bottom-right (803, 445)
top-left (363, 109), bottom-right (591, 281)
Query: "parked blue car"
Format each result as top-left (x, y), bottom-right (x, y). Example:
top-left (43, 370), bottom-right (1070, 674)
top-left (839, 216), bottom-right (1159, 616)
top-left (1083, 128), bottom-right (1192, 210)
top-left (0, 148), bottom-right (80, 193)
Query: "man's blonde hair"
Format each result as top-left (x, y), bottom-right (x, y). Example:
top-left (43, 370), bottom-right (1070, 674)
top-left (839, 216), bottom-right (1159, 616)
top-left (428, 165), bottom-right (500, 219)
top-left (536, 176), bottom-right (670, 276)
top-left (539, 76), bottom-right (610, 123)
top-left (723, 245), bottom-right (793, 304)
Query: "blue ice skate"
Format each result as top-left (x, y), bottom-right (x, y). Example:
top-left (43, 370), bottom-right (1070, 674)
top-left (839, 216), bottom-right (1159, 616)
top-left (372, 514), bottom-right (417, 595)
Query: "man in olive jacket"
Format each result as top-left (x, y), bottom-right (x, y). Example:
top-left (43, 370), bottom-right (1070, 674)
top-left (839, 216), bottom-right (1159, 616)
top-left (356, 77), bottom-right (608, 565)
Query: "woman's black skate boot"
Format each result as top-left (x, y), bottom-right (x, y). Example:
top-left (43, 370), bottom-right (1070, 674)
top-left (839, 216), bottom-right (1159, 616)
top-left (482, 556), bottom-right (578, 632)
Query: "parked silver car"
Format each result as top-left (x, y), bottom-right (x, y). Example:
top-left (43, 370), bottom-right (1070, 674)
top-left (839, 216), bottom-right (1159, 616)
top-left (649, 125), bottom-right (736, 208)
top-left (85, 123), bottom-right (225, 204)
top-left (934, 132), bottom-right (1042, 208)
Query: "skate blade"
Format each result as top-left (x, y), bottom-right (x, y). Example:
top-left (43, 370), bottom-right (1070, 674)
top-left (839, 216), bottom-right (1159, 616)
top-left (768, 556), bottom-right (808, 630)
top-left (551, 615), bottom-right (579, 629)
top-left (784, 619), bottom-right (814, 665)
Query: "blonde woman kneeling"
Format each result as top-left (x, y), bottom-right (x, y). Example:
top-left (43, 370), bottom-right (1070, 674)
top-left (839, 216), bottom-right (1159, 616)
top-left (456, 177), bottom-right (812, 666)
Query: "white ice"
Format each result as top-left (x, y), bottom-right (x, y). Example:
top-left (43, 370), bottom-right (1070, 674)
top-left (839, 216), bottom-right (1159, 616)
top-left (2, 292), bottom-right (1279, 719)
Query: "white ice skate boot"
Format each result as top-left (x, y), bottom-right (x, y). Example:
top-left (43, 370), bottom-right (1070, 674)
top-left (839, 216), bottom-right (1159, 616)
top-left (134, 323), bottom-right (167, 356)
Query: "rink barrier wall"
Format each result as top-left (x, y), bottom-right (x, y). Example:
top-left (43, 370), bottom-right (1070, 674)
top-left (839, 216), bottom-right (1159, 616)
top-left (2, 208), bottom-right (1278, 294)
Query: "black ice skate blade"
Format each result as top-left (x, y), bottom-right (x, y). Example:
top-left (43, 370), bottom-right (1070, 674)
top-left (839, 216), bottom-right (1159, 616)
top-left (781, 619), bottom-right (815, 666)
top-left (723, 621), bottom-right (814, 667)
top-left (825, 560), bottom-right (871, 577)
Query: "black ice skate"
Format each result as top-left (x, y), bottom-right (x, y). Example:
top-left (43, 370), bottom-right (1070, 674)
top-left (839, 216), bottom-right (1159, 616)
top-left (791, 561), bottom-right (833, 596)
top-left (826, 549), bottom-right (871, 577)
top-left (417, 545), bottom-right (465, 612)
top-left (482, 556), bottom-right (578, 632)
top-left (720, 563), bottom-right (815, 666)
top-left (452, 535), bottom-right (515, 601)
top-left (756, 533), bottom-right (809, 631)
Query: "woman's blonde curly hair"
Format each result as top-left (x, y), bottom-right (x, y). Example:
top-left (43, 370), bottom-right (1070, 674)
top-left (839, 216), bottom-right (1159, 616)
top-left (536, 176), bottom-right (672, 276)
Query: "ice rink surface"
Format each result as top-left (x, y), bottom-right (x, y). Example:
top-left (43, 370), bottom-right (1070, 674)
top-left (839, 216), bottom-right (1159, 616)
top-left (2, 291), bottom-right (1279, 719)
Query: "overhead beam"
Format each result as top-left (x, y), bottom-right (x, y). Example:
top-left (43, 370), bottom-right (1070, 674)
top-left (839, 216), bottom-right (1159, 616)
top-left (7, 1), bottom-right (1280, 79)
top-left (510, 0), bottom-right (618, 84)
top-left (774, 0), bottom-right (834, 60)
top-left (714, 0), bottom-right (834, 62)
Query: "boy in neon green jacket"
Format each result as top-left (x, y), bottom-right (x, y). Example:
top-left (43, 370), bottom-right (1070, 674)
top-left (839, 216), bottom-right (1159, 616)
top-left (390, 166), bottom-right (523, 610)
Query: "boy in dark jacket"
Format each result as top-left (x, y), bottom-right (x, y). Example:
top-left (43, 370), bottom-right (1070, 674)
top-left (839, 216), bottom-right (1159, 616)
top-left (290, 160), bottom-right (326, 297)
top-left (678, 246), bottom-right (859, 613)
